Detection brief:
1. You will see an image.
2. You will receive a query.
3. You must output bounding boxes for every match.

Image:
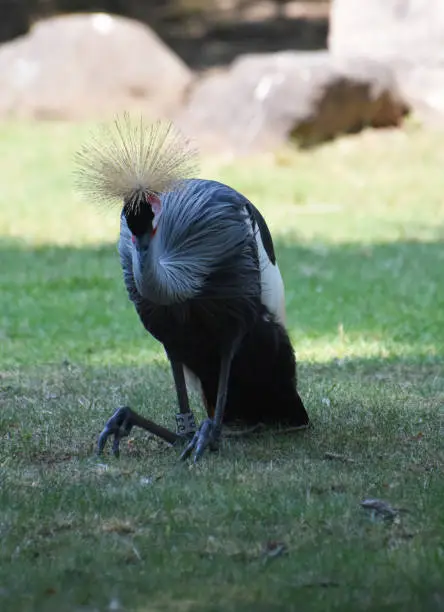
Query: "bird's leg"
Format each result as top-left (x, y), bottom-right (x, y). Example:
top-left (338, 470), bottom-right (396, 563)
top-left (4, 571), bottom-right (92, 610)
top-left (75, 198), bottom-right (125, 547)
top-left (97, 406), bottom-right (181, 457)
top-left (180, 343), bottom-right (237, 463)
top-left (97, 360), bottom-right (196, 458)
top-left (169, 359), bottom-right (197, 439)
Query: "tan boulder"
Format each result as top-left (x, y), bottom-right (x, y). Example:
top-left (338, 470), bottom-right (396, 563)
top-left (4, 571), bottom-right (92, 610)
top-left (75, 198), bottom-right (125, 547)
top-left (329, 0), bottom-right (444, 123)
top-left (177, 51), bottom-right (405, 152)
top-left (0, 13), bottom-right (193, 120)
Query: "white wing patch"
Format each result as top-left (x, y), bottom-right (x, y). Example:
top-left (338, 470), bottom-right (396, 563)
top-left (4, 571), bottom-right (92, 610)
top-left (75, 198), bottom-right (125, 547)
top-left (255, 227), bottom-right (286, 326)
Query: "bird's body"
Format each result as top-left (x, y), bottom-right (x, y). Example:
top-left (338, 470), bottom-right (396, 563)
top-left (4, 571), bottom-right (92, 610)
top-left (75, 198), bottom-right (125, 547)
top-left (119, 178), bottom-right (305, 427)
top-left (76, 116), bottom-right (308, 460)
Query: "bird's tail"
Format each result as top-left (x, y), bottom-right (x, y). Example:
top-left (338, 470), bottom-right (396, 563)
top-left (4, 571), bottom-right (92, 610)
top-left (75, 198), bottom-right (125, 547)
top-left (74, 113), bottom-right (198, 208)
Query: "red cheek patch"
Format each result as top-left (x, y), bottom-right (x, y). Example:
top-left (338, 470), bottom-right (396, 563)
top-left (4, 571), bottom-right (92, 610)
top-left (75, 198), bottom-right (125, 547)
top-left (147, 193), bottom-right (160, 204)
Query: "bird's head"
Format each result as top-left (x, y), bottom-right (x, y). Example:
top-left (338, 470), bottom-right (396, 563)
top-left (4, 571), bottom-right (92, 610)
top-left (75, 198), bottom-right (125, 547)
top-left (123, 192), bottom-right (161, 247)
top-left (75, 114), bottom-right (199, 305)
top-left (74, 113), bottom-right (198, 234)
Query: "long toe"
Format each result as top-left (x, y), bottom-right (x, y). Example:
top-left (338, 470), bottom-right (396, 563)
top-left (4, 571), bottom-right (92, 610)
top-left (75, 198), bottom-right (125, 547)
top-left (97, 406), bottom-right (133, 456)
top-left (179, 430), bottom-right (200, 461)
top-left (194, 419), bottom-right (220, 463)
top-left (179, 419), bottom-right (219, 463)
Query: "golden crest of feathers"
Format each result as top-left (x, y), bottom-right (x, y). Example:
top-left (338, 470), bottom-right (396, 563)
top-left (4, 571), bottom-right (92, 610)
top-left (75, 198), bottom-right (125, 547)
top-left (75, 113), bottom-right (199, 206)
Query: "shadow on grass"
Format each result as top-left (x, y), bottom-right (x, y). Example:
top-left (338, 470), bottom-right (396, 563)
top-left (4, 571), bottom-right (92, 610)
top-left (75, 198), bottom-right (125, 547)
top-left (0, 237), bottom-right (443, 367)
top-left (1, 350), bottom-right (442, 467)
top-left (276, 239), bottom-right (444, 351)
top-left (2, 235), bottom-right (441, 467)
top-left (1, 177), bottom-right (444, 610)
top-left (1, 351), bottom-right (442, 612)
top-left (0, 283), bottom-right (443, 612)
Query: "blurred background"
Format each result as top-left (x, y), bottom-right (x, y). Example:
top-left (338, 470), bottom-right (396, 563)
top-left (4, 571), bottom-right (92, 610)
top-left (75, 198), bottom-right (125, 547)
top-left (1, 0), bottom-right (444, 150)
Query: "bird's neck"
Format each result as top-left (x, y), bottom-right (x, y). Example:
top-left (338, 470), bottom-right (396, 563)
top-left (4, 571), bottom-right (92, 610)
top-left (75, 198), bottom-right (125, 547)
top-left (133, 232), bottom-right (197, 306)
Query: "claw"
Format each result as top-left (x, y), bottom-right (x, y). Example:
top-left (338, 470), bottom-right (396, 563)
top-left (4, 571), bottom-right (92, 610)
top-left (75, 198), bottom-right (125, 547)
top-left (179, 418), bottom-right (221, 463)
top-left (97, 406), bottom-right (133, 457)
top-left (179, 430), bottom-right (199, 461)
top-left (194, 419), bottom-right (214, 461)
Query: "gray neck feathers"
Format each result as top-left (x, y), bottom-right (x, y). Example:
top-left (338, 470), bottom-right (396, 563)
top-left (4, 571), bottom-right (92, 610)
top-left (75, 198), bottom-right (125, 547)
top-left (119, 180), bottom-right (260, 306)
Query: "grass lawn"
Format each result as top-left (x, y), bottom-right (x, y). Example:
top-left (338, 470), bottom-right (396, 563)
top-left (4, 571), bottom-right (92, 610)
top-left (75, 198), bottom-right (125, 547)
top-left (0, 120), bottom-right (443, 612)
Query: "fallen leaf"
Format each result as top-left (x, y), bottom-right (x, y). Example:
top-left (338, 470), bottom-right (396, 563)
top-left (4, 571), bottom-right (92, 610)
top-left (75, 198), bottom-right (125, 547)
top-left (361, 498), bottom-right (398, 520)
top-left (300, 580), bottom-right (340, 589)
top-left (262, 540), bottom-right (287, 559)
top-left (324, 452), bottom-right (355, 463)
top-left (44, 587), bottom-right (57, 596)
top-left (408, 432), bottom-right (424, 441)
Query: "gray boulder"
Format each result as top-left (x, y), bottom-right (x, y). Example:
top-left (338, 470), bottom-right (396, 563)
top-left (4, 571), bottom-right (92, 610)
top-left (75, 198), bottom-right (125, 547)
top-left (0, 13), bottom-right (193, 119)
top-left (329, 0), bottom-right (444, 124)
top-left (177, 51), bottom-right (405, 152)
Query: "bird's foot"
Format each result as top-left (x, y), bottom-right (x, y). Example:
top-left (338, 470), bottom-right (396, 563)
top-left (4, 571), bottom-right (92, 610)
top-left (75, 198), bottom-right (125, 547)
top-left (180, 418), bottom-right (221, 463)
top-left (97, 406), bottom-right (133, 457)
top-left (97, 406), bottom-right (195, 458)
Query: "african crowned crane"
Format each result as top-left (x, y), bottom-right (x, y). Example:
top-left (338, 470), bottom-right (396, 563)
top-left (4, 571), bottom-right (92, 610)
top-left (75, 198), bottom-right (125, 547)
top-left (76, 116), bottom-right (309, 462)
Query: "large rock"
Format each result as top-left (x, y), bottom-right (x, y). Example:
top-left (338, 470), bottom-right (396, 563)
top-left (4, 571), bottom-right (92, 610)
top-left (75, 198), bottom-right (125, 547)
top-left (177, 51), bottom-right (405, 153)
top-left (329, 0), bottom-right (444, 123)
top-left (0, 13), bottom-right (193, 120)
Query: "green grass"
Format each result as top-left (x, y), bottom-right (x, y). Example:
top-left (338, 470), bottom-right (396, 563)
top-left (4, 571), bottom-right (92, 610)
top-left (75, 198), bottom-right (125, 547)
top-left (0, 120), bottom-right (443, 611)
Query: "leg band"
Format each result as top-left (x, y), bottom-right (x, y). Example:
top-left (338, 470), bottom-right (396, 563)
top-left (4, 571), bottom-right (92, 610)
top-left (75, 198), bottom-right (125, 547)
top-left (175, 412), bottom-right (197, 436)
